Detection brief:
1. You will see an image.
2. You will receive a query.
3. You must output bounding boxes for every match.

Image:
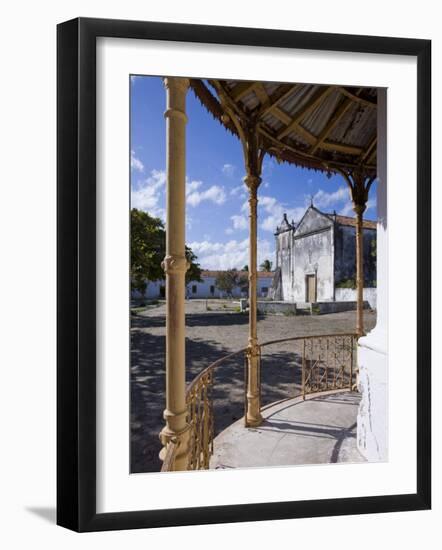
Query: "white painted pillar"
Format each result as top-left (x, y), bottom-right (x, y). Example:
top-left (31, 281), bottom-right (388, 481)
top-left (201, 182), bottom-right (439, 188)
top-left (357, 88), bottom-right (388, 461)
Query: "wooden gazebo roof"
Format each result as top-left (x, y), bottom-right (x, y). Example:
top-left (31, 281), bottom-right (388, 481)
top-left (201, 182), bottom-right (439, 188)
top-left (190, 79), bottom-right (377, 177)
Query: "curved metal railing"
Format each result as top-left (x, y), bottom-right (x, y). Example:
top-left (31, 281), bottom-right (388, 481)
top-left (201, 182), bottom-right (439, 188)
top-left (258, 333), bottom-right (358, 400)
top-left (160, 439), bottom-right (179, 473)
top-left (161, 347), bottom-right (247, 472)
top-left (162, 333), bottom-right (358, 471)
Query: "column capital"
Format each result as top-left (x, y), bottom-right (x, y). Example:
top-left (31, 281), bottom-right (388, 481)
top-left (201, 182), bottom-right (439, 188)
top-left (243, 174), bottom-right (262, 192)
top-left (352, 202), bottom-right (367, 216)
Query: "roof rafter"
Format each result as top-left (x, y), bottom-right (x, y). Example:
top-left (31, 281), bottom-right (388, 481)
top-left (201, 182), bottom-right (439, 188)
top-left (260, 126), bottom-right (370, 171)
top-left (360, 136), bottom-right (377, 164)
top-left (230, 81), bottom-right (257, 101)
top-left (191, 79), bottom-right (377, 177)
top-left (277, 86), bottom-right (336, 140)
top-left (254, 83), bottom-right (270, 104)
top-left (310, 88), bottom-right (363, 154)
top-left (257, 84), bottom-right (298, 118)
top-left (339, 87), bottom-right (376, 107)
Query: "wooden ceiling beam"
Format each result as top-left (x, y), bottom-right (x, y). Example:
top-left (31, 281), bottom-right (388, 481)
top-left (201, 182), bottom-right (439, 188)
top-left (309, 90), bottom-right (362, 154)
top-left (366, 147), bottom-right (377, 165)
top-left (339, 87), bottom-right (376, 107)
top-left (277, 86), bottom-right (336, 140)
top-left (271, 107), bottom-right (291, 125)
top-left (360, 136), bottom-right (377, 164)
top-left (258, 84), bottom-right (298, 118)
top-left (260, 126), bottom-right (372, 172)
top-left (210, 79), bottom-right (245, 119)
top-left (254, 83), bottom-right (270, 104)
top-left (321, 141), bottom-right (363, 155)
top-left (230, 81), bottom-right (257, 101)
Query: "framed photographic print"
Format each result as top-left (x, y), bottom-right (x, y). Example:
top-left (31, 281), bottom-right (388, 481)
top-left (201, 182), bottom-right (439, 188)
top-left (57, 17), bottom-right (431, 532)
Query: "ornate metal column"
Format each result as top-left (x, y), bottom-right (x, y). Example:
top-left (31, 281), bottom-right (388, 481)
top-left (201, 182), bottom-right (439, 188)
top-left (353, 192), bottom-right (366, 337)
top-left (159, 77), bottom-right (191, 470)
top-left (339, 169), bottom-right (375, 337)
top-left (238, 121), bottom-right (265, 427)
top-left (244, 172), bottom-right (263, 427)
top-left (209, 80), bottom-right (266, 427)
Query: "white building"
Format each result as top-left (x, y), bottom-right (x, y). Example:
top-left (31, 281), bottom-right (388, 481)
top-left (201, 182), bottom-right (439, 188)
top-left (134, 270), bottom-right (274, 300)
top-left (271, 206), bottom-right (377, 309)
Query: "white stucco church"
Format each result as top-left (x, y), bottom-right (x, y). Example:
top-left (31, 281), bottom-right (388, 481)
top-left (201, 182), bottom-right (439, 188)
top-left (271, 205), bottom-right (377, 309)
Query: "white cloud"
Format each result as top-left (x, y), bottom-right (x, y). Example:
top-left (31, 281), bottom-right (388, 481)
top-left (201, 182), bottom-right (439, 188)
top-left (312, 186), bottom-right (349, 209)
top-left (338, 201), bottom-right (354, 217)
top-left (186, 179), bottom-right (203, 194)
top-left (256, 195), bottom-right (305, 233)
top-left (189, 238), bottom-right (274, 270)
top-left (222, 163), bottom-right (235, 176)
top-left (339, 198), bottom-right (376, 217)
top-left (231, 214), bottom-right (248, 230)
top-left (130, 150), bottom-right (144, 173)
top-left (366, 198), bottom-right (376, 212)
top-left (187, 184), bottom-right (226, 207)
top-left (262, 158), bottom-right (276, 177)
top-left (131, 169), bottom-right (166, 219)
top-left (230, 184), bottom-right (246, 196)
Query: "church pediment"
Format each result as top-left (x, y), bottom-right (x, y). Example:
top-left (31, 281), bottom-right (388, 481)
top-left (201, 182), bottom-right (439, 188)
top-left (294, 206), bottom-right (333, 237)
top-left (275, 213), bottom-right (295, 234)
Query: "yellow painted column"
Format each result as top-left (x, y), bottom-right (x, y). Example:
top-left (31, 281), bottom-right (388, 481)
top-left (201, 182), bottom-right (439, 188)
top-left (244, 174), bottom-right (263, 427)
top-left (159, 77), bottom-right (191, 471)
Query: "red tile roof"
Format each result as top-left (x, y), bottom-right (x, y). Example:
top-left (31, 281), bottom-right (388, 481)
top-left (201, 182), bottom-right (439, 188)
top-left (335, 215), bottom-right (377, 229)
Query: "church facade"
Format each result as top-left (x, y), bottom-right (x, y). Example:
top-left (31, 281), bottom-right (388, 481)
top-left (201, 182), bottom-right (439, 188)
top-left (272, 205), bottom-right (377, 305)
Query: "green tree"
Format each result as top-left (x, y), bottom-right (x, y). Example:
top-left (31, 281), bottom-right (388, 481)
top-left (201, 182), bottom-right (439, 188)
top-left (215, 269), bottom-right (239, 297)
top-left (242, 264), bottom-right (249, 272)
top-left (131, 209), bottom-right (165, 299)
top-left (260, 259), bottom-right (273, 272)
top-left (238, 273), bottom-right (249, 296)
top-left (131, 208), bottom-right (202, 299)
top-left (185, 246), bottom-right (203, 285)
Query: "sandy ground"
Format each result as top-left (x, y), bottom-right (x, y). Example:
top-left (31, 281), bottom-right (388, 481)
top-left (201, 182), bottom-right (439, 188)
top-left (130, 299), bottom-right (376, 473)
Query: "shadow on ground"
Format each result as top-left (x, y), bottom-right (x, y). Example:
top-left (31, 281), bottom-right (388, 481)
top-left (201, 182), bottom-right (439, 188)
top-left (130, 309), bottom-right (373, 473)
top-left (130, 313), bottom-right (301, 473)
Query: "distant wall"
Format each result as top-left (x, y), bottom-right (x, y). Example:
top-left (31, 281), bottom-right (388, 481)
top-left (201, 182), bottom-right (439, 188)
top-left (335, 287), bottom-right (377, 309)
top-left (257, 301), bottom-right (297, 315)
top-left (312, 301), bottom-right (370, 314)
top-left (131, 275), bottom-right (274, 300)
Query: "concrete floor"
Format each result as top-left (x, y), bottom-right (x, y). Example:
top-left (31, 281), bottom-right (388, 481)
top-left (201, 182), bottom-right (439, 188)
top-left (210, 391), bottom-right (366, 469)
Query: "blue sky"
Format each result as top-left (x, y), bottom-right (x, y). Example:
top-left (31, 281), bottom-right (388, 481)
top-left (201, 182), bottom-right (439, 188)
top-left (130, 76), bottom-right (377, 270)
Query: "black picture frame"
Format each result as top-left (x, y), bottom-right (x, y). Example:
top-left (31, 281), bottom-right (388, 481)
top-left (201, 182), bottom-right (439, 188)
top-left (57, 17), bottom-right (431, 532)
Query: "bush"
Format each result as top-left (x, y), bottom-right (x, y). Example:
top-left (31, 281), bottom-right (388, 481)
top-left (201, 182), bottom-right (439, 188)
top-left (336, 278), bottom-right (356, 289)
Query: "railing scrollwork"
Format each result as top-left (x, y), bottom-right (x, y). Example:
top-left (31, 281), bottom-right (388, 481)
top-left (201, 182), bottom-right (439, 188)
top-left (161, 333), bottom-right (358, 471)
